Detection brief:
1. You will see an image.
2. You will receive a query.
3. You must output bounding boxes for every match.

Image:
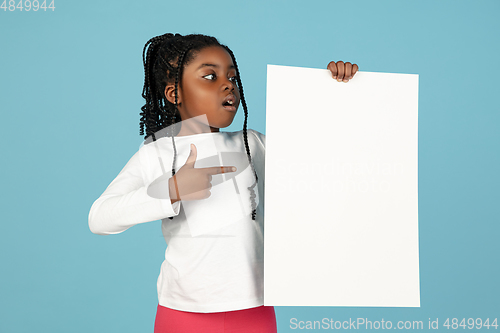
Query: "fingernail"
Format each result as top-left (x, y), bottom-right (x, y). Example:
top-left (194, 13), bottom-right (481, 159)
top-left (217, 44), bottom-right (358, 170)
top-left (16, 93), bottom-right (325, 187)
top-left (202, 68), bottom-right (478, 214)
top-left (332, 76), bottom-right (336, 79)
top-left (232, 167), bottom-right (236, 172)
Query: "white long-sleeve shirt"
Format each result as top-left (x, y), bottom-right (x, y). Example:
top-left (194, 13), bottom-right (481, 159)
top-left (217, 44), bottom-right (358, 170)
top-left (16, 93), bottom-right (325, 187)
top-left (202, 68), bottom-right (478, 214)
top-left (89, 129), bottom-right (266, 313)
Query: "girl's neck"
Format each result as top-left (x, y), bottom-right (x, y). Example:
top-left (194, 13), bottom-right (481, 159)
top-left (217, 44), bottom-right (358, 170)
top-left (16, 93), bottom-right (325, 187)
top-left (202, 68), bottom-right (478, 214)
top-left (175, 116), bottom-right (221, 137)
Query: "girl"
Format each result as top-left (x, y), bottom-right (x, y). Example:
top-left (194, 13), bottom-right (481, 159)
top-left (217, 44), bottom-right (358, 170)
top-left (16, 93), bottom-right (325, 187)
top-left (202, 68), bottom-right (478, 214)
top-left (88, 33), bottom-right (358, 333)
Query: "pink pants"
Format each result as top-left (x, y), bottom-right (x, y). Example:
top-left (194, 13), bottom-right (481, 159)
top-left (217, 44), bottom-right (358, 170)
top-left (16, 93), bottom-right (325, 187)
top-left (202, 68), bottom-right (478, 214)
top-left (154, 304), bottom-right (277, 333)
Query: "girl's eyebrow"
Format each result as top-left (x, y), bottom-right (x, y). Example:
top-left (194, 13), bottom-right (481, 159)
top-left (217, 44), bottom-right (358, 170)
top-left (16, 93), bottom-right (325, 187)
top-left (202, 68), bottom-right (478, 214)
top-left (197, 63), bottom-right (236, 70)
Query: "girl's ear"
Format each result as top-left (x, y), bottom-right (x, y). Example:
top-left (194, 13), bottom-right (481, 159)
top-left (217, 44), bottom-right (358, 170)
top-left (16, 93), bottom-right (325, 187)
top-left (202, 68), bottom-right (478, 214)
top-left (164, 84), bottom-right (182, 105)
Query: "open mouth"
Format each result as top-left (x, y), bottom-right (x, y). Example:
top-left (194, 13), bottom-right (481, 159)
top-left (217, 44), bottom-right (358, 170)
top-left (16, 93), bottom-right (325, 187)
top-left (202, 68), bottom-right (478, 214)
top-left (222, 95), bottom-right (237, 111)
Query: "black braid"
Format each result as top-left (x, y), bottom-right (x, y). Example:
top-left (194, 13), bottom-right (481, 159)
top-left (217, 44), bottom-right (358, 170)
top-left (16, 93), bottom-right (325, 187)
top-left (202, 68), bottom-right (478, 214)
top-left (140, 33), bottom-right (258, 220)
top-left (140, 34), bottom-right (173, 136)
top-left (222, 46), bottom-right (258, 220)
top-left (171, 47), bottom-right (191, 179)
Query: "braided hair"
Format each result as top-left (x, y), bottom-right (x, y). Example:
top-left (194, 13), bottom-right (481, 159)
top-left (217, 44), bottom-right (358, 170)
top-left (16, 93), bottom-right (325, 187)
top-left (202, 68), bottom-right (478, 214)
top-left (140, 33), bottom-right (259, 220)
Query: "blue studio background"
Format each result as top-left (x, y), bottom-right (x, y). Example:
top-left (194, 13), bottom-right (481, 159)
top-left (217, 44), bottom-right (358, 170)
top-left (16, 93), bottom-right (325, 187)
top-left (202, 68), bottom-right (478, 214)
top-left (1, 0), bottom-right (499, 332)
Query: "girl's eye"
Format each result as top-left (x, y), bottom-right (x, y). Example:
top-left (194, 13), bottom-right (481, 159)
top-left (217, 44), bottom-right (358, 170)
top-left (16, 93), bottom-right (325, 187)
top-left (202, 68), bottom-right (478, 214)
top-left (203, 73), bottom-right (237, 83)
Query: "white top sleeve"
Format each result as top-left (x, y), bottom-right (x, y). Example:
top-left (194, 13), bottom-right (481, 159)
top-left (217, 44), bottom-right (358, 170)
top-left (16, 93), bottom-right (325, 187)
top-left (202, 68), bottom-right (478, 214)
top-left (88, 147), bottom-right (180, 235)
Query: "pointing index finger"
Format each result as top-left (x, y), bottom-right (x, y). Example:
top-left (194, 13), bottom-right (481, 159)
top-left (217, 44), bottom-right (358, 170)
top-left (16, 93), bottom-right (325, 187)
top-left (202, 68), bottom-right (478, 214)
top-left (204, 166), bottom-right (237, 175)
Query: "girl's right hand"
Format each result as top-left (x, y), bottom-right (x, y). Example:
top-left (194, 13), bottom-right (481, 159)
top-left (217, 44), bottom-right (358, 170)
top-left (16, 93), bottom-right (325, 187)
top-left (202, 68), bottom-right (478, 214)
top-left (327, 60), bottom-right (358, 82)
top-left (169, 144), bottom-right (236, 202)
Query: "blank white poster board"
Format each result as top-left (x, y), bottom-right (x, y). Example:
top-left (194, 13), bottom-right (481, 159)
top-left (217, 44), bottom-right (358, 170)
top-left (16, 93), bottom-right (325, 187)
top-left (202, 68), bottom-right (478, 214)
top-left (264, 64), bottom-right (419, 307)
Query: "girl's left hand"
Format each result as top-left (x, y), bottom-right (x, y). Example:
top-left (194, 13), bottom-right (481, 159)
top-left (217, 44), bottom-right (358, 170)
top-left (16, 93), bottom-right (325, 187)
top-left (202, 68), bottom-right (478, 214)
top-left (327, 61), bottom-right (359, 82)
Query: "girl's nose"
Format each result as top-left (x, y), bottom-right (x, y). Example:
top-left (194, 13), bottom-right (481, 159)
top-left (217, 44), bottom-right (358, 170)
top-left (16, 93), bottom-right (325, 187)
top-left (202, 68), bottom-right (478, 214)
top-left (222, 78), bottom-right (235, 91)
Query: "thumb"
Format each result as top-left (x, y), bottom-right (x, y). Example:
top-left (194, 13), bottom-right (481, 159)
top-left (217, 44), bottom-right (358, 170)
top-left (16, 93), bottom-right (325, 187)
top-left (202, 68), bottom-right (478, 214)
top-left (183, 143), bottom-right (197, 167)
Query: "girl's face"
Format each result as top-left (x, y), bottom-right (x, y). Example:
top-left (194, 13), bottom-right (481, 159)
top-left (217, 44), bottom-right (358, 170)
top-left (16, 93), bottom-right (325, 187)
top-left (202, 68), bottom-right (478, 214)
top-left (164, 45), bottom-right (240, 135)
